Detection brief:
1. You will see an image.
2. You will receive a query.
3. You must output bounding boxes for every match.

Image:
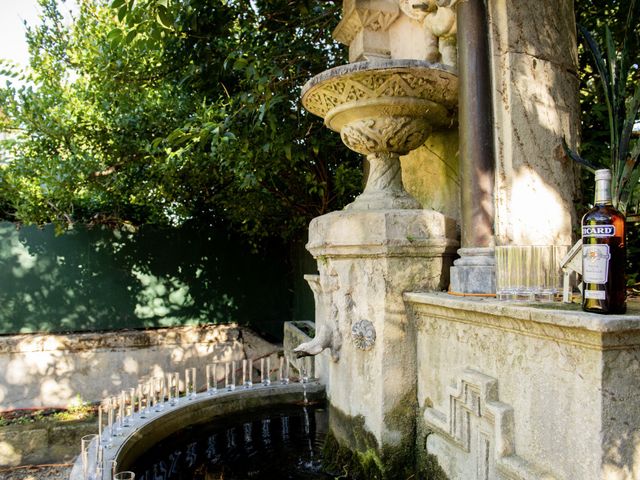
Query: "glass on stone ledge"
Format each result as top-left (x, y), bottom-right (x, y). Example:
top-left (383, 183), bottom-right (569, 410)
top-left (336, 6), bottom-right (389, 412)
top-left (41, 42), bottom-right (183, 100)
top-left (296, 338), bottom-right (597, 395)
top-left (495, 245), bottom-right (568, 302)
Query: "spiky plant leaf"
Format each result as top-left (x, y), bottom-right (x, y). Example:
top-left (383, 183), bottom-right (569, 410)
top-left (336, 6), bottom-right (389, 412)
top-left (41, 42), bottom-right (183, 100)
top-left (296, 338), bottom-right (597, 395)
top-left (562, 139), bottom-right (602, 173)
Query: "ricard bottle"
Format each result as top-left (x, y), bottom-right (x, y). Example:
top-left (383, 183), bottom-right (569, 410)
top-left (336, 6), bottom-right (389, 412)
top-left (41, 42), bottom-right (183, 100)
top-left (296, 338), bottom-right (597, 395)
top-left (581, 169), bottom-right (626, 314)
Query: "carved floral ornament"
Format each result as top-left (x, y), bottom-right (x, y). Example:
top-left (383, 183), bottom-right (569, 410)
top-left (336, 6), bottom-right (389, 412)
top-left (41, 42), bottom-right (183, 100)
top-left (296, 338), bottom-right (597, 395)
top-left (351, 319), bottom-right (376, 350)
top-left (340, 116), bottom-right (431, 155)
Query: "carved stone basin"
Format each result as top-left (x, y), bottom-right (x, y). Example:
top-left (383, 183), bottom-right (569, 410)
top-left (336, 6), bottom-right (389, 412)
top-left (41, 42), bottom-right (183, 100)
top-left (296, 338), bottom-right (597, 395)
top-left (302, 59), bottom-right (457, 210)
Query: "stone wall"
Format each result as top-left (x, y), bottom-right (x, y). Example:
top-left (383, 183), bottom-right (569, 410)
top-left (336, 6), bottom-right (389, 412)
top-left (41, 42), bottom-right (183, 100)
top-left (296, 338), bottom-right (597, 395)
top-left (0, 325), bottom-right (278, 409)
top-left (406, 292), bottom-right (640, 480)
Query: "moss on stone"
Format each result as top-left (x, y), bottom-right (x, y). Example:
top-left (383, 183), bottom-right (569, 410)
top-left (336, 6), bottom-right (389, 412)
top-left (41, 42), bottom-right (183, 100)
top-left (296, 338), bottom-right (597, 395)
top-left (421, 453), bottom-right (449, 480)
top-left (322, 401), bottom-right (449, 479)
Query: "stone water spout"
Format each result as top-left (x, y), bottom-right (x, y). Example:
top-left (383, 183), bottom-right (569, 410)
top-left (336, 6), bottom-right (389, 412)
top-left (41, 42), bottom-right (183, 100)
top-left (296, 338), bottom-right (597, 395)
top-left (294, 274), bottom-right (342, 361)
top-left (301, 59), bottom-right (457, 211)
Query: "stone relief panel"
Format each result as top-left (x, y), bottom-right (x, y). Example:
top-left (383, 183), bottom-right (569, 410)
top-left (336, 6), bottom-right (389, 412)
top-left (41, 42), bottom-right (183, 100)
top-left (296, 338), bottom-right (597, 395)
top-left (424, 369), bottom-right (556, 480)
top-left (340, 117), bottom-right (431, 156)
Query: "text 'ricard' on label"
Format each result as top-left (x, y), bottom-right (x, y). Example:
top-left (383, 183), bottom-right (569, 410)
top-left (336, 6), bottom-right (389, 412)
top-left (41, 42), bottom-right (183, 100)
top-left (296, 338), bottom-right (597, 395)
top-left (582, 225), bottom-right (616, 237)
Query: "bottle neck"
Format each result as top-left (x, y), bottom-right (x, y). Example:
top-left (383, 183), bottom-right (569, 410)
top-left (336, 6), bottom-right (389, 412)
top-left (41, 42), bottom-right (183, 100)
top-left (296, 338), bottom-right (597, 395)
top-left (594, 177), bottom-right (612, 205)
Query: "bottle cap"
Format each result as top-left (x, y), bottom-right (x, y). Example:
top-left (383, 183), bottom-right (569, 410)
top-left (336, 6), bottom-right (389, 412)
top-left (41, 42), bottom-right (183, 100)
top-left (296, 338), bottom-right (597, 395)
top-left (595, 169), bottom-right (611, 181)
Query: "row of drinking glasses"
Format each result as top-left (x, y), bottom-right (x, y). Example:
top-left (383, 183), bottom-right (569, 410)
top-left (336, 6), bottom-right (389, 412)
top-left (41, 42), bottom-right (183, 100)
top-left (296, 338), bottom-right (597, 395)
top-left (82, 355), bottom-right (307, 479)
top-left (81, 434), bottom-right (133, 479)
top-left (495, 245), bottom-right (569, 302)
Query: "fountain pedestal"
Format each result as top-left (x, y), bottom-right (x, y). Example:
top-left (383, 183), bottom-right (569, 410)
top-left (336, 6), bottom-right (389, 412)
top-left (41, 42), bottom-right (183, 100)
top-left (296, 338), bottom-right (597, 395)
top-left (299, 59), bottom-right (459, 473)
top-left (306, 209), bottom-right (458, 473)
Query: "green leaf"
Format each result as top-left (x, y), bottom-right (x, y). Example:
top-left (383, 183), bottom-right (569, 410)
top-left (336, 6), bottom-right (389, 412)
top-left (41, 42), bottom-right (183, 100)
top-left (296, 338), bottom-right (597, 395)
top-left (125, 28), bottom-right (138, 44)
top-left (117, 5), bottom-right (128, 23)
top-left (111, 0), bottom-right (126, 9)
top-left (156, 5), bottom-right (173, 29)
top-left (579, 25), bottom-right (615, 155)
top-left (107, 28), bottom-right (123, 41)
top-left (619, 84), bottom-right (640, 172)
top-left (618, 141), bottom-right (640, 214)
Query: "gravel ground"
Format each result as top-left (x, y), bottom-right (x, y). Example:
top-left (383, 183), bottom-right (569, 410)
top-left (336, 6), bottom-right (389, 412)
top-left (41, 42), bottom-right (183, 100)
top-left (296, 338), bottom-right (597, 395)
top-left (0, 465), bottom-right (72, 480)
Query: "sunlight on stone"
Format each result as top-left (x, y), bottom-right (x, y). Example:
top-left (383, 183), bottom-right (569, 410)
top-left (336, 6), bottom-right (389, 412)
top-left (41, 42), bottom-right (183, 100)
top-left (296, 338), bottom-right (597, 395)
top-left (53, 352), bottom-right (74, 376)
top-left (509, 168), bottom-right (565, 244)
top-left (6, 358), bottom-right (28, 384)
top-left (42, 336), bottom-right (64, 352)
top-left (123, 356), bottom-right (139, 375)
top-left (110, 372), bottom-right (123, 388)
top-left (170, 348), bottom-right (185, 362)
top-left (41, 378), bottom-right (72, 405)
top-left (517, 64), bottom-right (563, 135)
top-left (149, 364), bottom-right (165, 379)
top-left (0, 441), bottom-right (20, 465)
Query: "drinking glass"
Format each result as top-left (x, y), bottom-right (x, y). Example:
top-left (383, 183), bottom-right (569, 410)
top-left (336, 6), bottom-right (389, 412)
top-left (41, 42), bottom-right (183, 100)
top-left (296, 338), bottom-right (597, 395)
top-left (154, 377), bottom-right (165, 412)
top-left (111, 395), bottom-right (123, 437)
top-left (279, 356), bottom-right (289, 385)
top-left (137, 383), bottom-right (149, 419)
top-left (113, 471), bottom-right (135, 480)
top-left (118, 391), bottom-right (131, 428)
top-left (242, 359), bottom-right (253, 388)
top-left (103, 398), bottom-right (116, 446)
top-left (261, 357), bottom-right (271, 386)
top-left (206, 363), bottom-right (218, 395)
top-left (186, 367), bottom-right (197, 399)
top-left (298, 357), bottom-right (310, 383)
top-left (225, 361), bottom-right (236, 391)
top-left (95, 444), bottom-right (104, 479)
top-left (167, 372), bottom-right (179, 406)
top-left (81, 434), bottom-right (98, 479)
top-left (495, 245), bottom-right (568, 302)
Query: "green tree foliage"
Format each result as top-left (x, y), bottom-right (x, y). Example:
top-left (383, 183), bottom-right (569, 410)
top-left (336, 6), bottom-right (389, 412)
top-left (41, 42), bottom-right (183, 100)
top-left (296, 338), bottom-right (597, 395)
top-left (0, 0), bottom-right (362, 243)
top-left (573, 0), bottom-right (640, 212)
top-left (574, 0), bottom-right (639, 288)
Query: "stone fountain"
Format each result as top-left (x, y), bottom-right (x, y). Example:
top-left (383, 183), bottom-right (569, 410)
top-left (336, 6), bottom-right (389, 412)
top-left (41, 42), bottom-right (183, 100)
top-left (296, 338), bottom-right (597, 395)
top-left (290, 0), bottom-right (640, 479)
top-left (301, 59), bottom-right (457, 211)
top-left (297, 51), bottom-right (460, 478)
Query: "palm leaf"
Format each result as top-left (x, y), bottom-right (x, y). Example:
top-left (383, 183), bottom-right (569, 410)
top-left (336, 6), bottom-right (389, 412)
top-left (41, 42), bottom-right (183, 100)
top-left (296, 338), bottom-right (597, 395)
top-left (579, 25), bottom-right (616, 172)
top-left (618, 140), bottom-right (640, 214)
top-left (605, 26), bottom-right (623, 182)
top-left (562, 139), bottom-right (602, 173)
top-left (620, 83), bottom-right (640, 175)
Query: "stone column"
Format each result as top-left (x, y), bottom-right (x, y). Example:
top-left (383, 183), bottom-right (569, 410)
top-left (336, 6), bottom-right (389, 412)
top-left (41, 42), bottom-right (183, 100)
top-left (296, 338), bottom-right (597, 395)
top-left (448, 0), bottom-right (497, 295)
top-left (489, 0), bottom-right (580, 247)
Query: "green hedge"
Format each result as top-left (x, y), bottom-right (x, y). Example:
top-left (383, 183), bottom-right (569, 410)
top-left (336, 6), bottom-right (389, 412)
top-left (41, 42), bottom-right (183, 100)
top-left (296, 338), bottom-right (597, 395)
top-left (0, 222), bottom-right (309, 338)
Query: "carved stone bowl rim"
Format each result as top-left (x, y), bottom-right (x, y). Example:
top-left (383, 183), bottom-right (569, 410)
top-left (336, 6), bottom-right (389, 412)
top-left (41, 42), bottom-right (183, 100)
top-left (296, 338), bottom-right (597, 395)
top-left (324, 96), bottom-right (449, 133)
top-left (301, 59), bottom-right (458, 120)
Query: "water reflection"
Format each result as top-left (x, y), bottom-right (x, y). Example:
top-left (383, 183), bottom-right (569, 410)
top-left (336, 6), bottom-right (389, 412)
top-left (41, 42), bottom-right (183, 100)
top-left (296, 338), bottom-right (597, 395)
top-left (130, 404), bottom-right (331, 480)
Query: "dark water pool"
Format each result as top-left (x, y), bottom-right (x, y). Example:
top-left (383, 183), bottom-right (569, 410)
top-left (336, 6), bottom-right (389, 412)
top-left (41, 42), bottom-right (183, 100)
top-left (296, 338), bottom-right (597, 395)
top-left (129, 403), bottom-right (332, 479)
